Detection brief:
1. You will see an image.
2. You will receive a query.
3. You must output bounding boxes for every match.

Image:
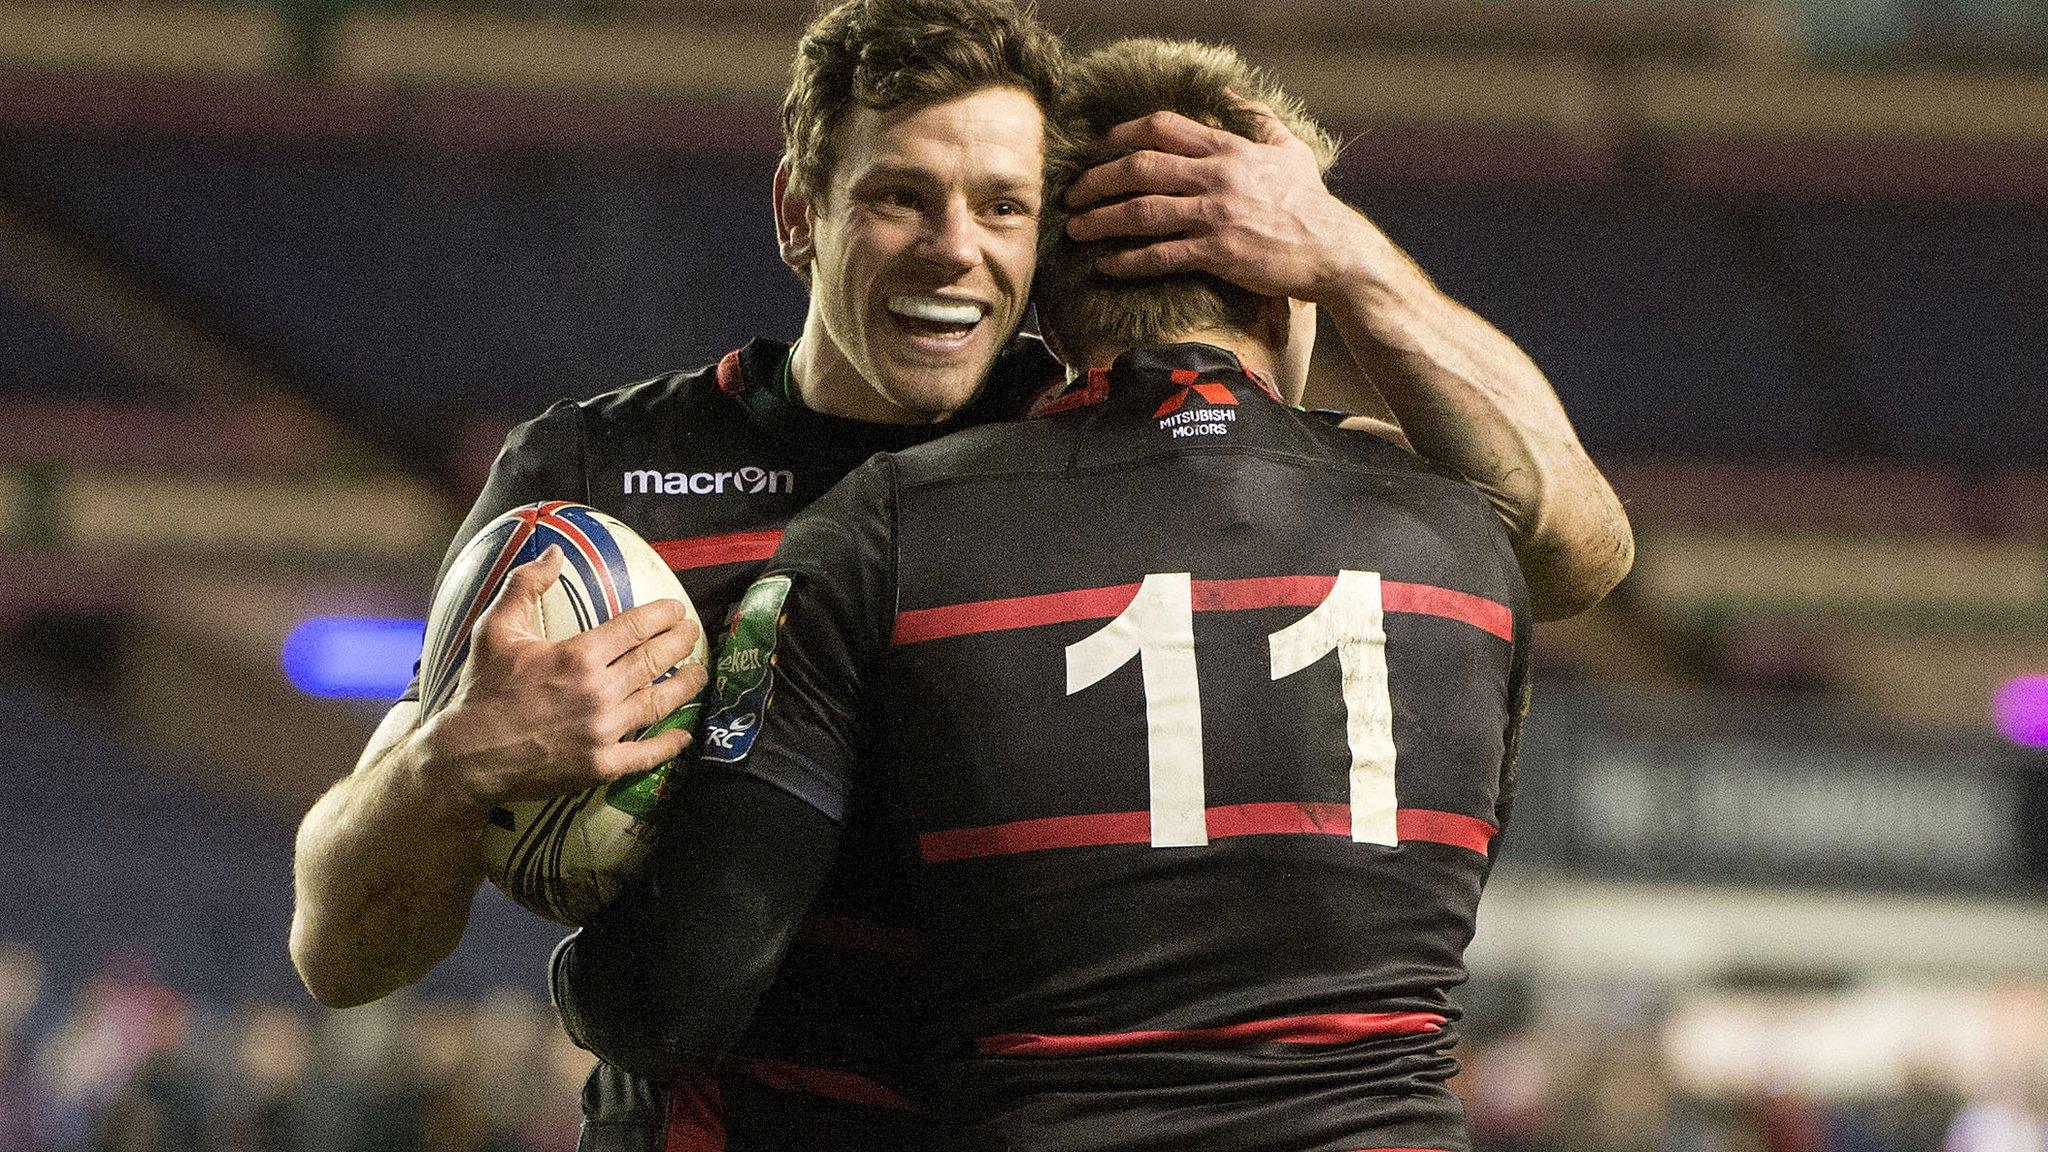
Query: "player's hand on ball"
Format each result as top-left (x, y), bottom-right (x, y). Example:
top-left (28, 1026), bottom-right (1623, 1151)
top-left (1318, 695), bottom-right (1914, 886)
top-left (1064, 99), bottom-right (1389, 305)
top-left (418, 544), bottom-right (708, 811)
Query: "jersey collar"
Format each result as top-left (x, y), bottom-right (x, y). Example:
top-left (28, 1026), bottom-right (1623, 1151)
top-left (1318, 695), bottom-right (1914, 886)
top-left (1033, 342), bottom-right (1283, 418)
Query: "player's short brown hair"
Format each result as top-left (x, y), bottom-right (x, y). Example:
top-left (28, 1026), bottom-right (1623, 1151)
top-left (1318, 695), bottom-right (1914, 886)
top-left (1037, 39), bottom-right (1339, 363)
top-left (781, 0), bottom-right (1068, 206)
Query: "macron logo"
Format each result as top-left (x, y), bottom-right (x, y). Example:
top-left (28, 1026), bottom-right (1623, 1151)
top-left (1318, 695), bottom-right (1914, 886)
top-left (623, 467), bottom-right (796, 497)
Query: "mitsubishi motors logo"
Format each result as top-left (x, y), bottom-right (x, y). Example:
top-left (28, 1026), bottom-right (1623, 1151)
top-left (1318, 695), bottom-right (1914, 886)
top-left (1154, 370), bottom-right (1239, 439)
top-left (1152, 370), bottom-right (1239, 418)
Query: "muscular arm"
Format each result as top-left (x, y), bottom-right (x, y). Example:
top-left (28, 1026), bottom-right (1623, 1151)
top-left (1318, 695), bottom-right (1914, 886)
top-left (291, 407), bottom-right (702, 1008)
top-left (1066, 110), bottom-right (1633, 620)
top-left (291, 551), bottom-right (703, 1007)
top-left (1318, 243), bottom-right (1633, 621)
top-left (290, 702), bottom-right (486, 1007)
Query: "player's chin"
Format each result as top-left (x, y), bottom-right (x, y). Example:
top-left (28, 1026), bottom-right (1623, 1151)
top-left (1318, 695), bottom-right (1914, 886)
top-left (879, 346), bottom-right (1004, 419)
top-left (880, 365), bottom-right (988, 422)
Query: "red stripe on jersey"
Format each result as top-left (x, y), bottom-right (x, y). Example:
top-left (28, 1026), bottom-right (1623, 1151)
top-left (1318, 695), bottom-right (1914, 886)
top-left (663, 1077), bottom-right (726, 1152)
top-left (922, 809), bottom-right (1151, 860)
top-left (920, 804), bottom-right (1495, 862)
top-left (733, 1059), bottom-right (913, 1111)
top-left (1032, 367), bottom-right (1111, 417)
top-left (1396, 808), bottom-right (1498, 855)
top-left (891, 575), bottom-right (1511, 645)
top-left (715, 348), bottom-right (744, 395)
top-left (977, 1010), bottom-right (1445, 1056)
top-left (1209, 801), bottom-right (1351, 837)
top-left (1021, 371), bottom-right (1072, 417)
top-left (651, 529), bottom-right (783, 572)
top-left (1382, 581), bottom-right (1514, 642)
top-left (892, 581), bottom-right (1142, 645)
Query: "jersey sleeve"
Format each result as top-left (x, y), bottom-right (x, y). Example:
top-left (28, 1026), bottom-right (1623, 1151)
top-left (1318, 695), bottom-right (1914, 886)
top-left (432, 400), bottom-right (588, 587)
top-left (397, 401), bottom-right (587, 703)
top-left (551, 770), bottom-right (843, 1081)
top-left (696, 454), bottom-right (897, 822)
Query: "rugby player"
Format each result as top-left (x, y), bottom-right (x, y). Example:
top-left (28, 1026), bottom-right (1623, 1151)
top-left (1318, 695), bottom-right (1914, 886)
top-left (555, 37), bottom-right (1551, 1152)
top-left (289, 0), bottom-right (1630, 1146)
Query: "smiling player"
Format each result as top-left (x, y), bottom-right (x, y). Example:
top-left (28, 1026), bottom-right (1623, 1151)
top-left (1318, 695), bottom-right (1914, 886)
top-left (291, 1), bottom-right (1631, 1149)
top-left (557, 38), bottom-right (1552, 1151)
top-left (777, 83), bottom-right (1043, 425)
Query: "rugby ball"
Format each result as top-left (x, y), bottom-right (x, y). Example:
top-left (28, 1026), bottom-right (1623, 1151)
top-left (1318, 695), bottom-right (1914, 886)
top-left (418, 500), bottom-right (707, 925)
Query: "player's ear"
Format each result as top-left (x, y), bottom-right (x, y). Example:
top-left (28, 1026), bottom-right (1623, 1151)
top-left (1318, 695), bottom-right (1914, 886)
top-left (773, 158), bottom-right (816, 273)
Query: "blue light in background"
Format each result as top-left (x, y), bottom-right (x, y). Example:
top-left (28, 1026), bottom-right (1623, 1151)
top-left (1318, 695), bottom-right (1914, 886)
top-left (1993, 675), bottom-right (2048, 750)
top-left (282, 616), bottom-right (427, 699)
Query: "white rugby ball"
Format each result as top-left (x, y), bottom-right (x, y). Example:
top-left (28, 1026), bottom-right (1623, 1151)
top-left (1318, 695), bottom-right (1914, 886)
top-left (418, 500), bottom-right (707, 925)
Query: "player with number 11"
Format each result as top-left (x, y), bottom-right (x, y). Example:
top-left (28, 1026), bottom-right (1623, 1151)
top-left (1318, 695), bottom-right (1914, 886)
top-left (555, 38), bottom-right (1552, 1152)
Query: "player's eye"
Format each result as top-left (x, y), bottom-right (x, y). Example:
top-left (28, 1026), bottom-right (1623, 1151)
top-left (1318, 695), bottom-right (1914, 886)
top-left (987, 199), bottom-right (1034, 220)
top-left (874, 186), bottom-right (923, 212)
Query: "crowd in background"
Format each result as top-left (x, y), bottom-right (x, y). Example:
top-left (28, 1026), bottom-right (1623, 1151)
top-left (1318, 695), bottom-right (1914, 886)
top-left (3, 939), bottom-right (2044, 1152)
top-left (0, 942), bottom-right (585, 1152)
top-left (2, 0), bottom-right (2043, 1148)
top-left (1458, 1024), bottom-right (2043, 1152)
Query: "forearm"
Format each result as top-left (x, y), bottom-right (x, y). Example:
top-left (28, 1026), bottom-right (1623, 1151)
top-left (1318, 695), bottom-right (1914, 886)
top-left (553, 771), bottom-right (838, 1081)
top-left (1320, 229), bottom-right (1633, 620)
top-left (289, 706), bottom-right (489, 1008)
top-left (1061, 103), bottom-right (1631, 615)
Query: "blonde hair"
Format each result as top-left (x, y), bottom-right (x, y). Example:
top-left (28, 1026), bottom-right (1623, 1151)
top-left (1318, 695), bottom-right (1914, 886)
top-left (1037, 38), bottom-right (1338, 362)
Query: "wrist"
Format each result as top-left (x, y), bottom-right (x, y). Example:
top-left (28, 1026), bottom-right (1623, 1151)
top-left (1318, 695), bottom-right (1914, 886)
top-left (1302, 205), bottom-right (1397, 307)
top-left (404, 713), bottom-right (503, 820)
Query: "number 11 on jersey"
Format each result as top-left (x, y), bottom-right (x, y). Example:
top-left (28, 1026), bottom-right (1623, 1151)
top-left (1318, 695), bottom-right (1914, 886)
top-left (1065, 570), bottom-right (1398, 849)
top-left (1065, 574), bottom-right (1208, 847)
top-left (1268, 570), bottom-right (1397, 845)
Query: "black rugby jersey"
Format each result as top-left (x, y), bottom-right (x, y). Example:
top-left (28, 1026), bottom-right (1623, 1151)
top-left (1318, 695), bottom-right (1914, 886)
top-left (416, 335), bottom-right (1061, 1152)
top-left (720, 342), bottom-right (1532, 1152)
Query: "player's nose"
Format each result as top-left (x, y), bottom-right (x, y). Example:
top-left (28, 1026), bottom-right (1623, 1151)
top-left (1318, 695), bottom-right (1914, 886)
top-left (913, 200), bottom-right (980, 275)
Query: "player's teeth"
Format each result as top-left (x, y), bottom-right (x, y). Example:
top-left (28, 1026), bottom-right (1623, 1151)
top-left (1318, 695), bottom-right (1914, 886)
top-left (888, 297), bottom-right (982, 326)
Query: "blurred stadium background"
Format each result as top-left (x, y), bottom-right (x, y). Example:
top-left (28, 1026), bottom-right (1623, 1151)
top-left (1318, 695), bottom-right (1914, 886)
top-left (1, 0), bottom-right (2045, 1148)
